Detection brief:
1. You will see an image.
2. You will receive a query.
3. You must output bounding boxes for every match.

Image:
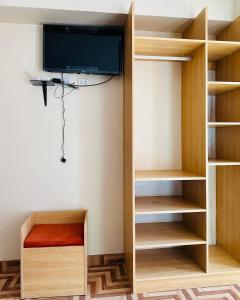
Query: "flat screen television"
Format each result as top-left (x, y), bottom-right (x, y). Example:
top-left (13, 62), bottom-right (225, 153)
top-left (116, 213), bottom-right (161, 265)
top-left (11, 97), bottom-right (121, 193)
top-left (43, 25), bottom-right (123, 75)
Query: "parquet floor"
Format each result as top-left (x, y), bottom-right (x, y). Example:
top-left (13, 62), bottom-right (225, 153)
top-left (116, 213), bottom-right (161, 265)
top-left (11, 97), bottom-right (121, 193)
top-left (1, 255), bottom-right (240, 299)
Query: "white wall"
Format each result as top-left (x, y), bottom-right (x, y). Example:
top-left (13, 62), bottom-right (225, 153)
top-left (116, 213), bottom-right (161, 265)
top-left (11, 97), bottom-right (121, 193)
top-left (0, 23), bottom-right (123, 260)
top-left (0, 0), bottom-right (237, 20)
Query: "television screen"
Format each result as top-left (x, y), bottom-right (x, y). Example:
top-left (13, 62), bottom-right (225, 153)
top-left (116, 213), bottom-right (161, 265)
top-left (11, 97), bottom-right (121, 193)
top-left (43, 25), bottom-right (123, 75)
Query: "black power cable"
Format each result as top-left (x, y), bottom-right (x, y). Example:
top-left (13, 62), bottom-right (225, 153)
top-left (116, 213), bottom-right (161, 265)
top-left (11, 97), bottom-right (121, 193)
top-left (60, 73), bottom-right (67, 163)
top-left (54, 74), bottom-right (114, 163)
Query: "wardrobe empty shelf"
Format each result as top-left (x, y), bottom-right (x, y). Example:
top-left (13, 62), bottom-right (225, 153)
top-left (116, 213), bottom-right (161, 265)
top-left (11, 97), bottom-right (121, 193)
top-left (208, 159), bottom-right (240, 166)
top-left (136, 248), bottom-right (205, 281)
top-left (208, 41), bottom-right (240, 62)
top-left (209, 245), bottom-right (240, 274)
top-left (135, 170), bottom-right (206, 181)
top-left (135, 196), bottom-right (206, 215)
top-left (135, 222), bottom-right (206, 250)
top-left (208, 81), bottom-right (240, 95)
top-left (135, 36), bottom-right (204, 57)
top-left (208, 122), bottom-right (240, 127)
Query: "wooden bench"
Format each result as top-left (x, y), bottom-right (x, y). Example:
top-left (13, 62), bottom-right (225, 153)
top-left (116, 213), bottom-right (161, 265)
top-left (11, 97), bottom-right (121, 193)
top-left (20, 210), bottom-right (87, 299)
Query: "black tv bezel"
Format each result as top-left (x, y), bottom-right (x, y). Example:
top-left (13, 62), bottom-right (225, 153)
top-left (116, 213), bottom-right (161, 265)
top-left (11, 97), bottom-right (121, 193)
top-left (43, 24), bottom-right (124, 75)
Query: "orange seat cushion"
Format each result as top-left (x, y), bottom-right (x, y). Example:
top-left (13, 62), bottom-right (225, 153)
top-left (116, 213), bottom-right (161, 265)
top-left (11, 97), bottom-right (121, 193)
top-left (24, 223), bottom-right (84, 248)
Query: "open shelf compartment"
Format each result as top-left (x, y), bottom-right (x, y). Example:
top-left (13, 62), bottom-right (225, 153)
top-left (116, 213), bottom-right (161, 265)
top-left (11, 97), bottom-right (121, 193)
top-left (134, 40), bottom-right (206, 180)
top-left (135, 180), bottom-right (206, 215)
top-left (135, 212), bottom-right (206, 250)
top-left (208, 125), bottom-right (240, 164)
top-left (208, 166), bottom-right (240, 274)
top-left (135, 37), bottom-right (204, 57)
top-left (136, 245), bottom-right (207, 281)
top-left (208, 16), bottom-right (240, 42)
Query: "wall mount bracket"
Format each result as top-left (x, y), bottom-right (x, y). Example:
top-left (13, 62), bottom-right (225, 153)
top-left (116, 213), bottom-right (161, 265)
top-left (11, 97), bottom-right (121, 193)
top-left (30, 80), bottom-right (55, 106)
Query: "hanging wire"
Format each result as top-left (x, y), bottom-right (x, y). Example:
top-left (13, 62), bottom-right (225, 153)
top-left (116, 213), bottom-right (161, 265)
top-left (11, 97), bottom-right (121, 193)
top-left (60, 73), bottom-right (67, 163)
top-left (53, 74), bottom-right (114, 164)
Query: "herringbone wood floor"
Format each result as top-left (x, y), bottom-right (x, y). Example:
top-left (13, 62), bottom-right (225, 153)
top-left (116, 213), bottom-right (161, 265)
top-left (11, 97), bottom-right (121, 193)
top-left (1, 255), bottom-right (240, 299)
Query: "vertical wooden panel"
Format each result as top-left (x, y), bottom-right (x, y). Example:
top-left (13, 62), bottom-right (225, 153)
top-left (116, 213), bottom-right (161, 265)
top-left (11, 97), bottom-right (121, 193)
top-left (182, 44), bottom-right (207, 176)
top-left (123, 2), bottom-right (135, 292)
top-left (184, 244), bottom-right (207, 272)
top-left (216, 89), bottom-right (240, 122)
top-left (182, 181), bottom-right (206, 209)
top-left (216, 50), bottom-right (240, 82)
top-left (216, 166), bottom-right (240, 262)
top-left (182, 8), bottom-right (207, 40)
top-left (217, 16), bottom-right (240, 41)
top-left (216, 127), bottom-right (240, 161)
top-left (183, 212), bottom-right (207, 241)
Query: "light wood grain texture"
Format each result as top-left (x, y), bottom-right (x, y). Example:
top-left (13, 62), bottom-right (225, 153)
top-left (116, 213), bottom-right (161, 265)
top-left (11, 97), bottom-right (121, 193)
top-left (208, 122), bottom-right (240, 127)
top-left (208, 81), bottom-right (240, 95)
top-left (217, 16), bottom-right (240, 42)
top-left (208, 41), bottom-right (240, 62)
top-left (136, 247), bottom-right (205, 281)
top-left (216, 49), bottom-right (240, 82)
top-left (123, 2), bottom-right (135, 292)
top-left (184, 244), bottom-right (207, 273)
top-left (135, 196), bottom-right (206, 215)
top-left (208, 62), bottom-right (216, 70)
top-left (182, 45), bottom-right (207, 176)
top-left (135, 36), bottom-right (204, 56)
top-left (183, 212), bottom-right (206, 241)
top-left (183, 213), bottom-right (207, 271)
top-left (216, 166), bottom-right (240, 262)
top-left (182, 8), bottom-right (207, 40)
top-left (209, 245), bottom-right (240, 274)
top-left (22, 246), bottom-right (85, 298)
top-left (135, 170), bottom-right (206, 181)
top-left (208, 159), bottom-right (240, 166)
top-left (215, 88), bottom-right (240, 122)
top-left (32, 209), bottom-right (86, 224)
top-left (20, 214), bottom-right (34, 299)
top-left (216, 127), bottom-right (240, 161)
top-left (135, 222), bottom-right (206, 250)
top-left (135, 272), bottom-right (240, 293)
top-left (182, 180), bottom-right (206, 210)
top-left (21, 210), bottom-right (87, 298)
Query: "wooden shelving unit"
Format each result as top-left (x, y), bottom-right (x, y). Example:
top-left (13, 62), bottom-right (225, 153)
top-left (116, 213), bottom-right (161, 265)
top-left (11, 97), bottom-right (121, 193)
top-left (136, 248), bottom-right (205, 281)
top-left (135, 170), bottom-right (205, 181)
top-left (123, 3), bottom-right (240, 293)
top-left (135, 36), bottom-right (204, 57)
top-left (135, 222), bottom-right (206, 250)
top-left (208, 159), bottom-right (240, 166)
top-left (208, 41), bottom-right (240, 62)
top-left (208, 122), bottom-right (240, 127)
top-left (209, 245), bottom-right (240, 274)
top-left (208, 81), bottom-right (240, 95)
top-left (135, 196), bottom-right (206, 214)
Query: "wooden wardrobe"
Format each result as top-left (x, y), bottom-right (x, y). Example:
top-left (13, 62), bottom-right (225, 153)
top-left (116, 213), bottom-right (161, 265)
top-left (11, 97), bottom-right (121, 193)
top-left (123, 2), bottom-right (240, 293)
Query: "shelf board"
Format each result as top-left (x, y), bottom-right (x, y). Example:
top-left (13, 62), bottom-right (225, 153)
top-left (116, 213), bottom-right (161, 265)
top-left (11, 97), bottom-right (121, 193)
top-left (136, 248), bottom-right (205, 281)
top-left (135, 196), bottom-right (206, 215)
top-left (135, 36), bottom-right (204, 57)
top-left (209, 245), bottom-right (240, 274)
top-left (208, 159), bottom-right (240, 166)
top-left (135, 170), bottom-right (205, 181)
top-left (208, 41), bottom-right (240, 62)
top-left (208, 122), bottom-right (240, 127)
top-left (135, 222), bottom-right (206, 250)
top-left (208, 81), bottom-right (240, 95)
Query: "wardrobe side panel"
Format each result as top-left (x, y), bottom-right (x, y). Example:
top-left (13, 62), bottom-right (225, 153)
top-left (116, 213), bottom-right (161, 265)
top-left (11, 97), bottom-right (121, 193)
top-left (216, 16), bottom-right (240, 41)
top-left (216, 166), bottom-right (240, 262)
top-left (123, 2), bottom-right (135, 290)
top-left (182, 8), bottom-right (207, 40)
top-left (182, 45), bottom-right (207, 176)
